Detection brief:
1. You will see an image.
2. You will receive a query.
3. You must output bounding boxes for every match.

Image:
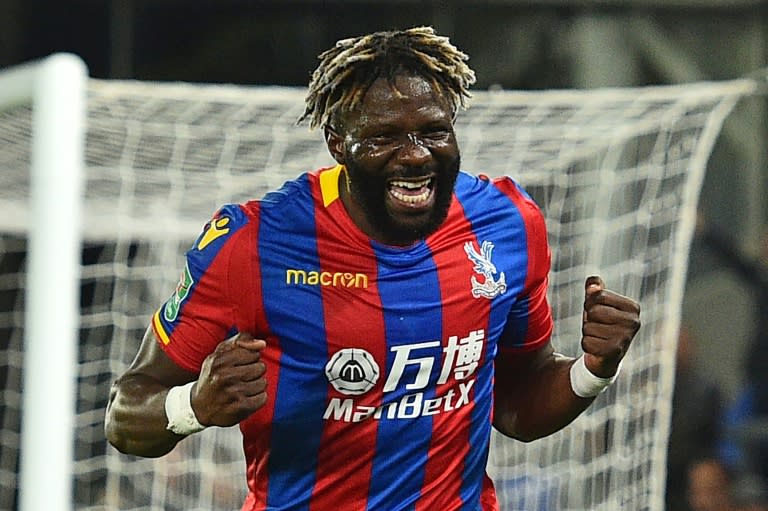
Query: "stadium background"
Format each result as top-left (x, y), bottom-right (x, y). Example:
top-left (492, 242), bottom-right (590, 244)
top-left (0, 0), bottom-right (766, 507)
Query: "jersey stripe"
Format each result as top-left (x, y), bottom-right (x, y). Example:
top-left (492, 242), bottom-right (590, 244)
top-left (235, 202), bottom-right (278, 510)
top-left (258, 175), bottom-right (327, 509)
top-left (367, 242), bottom-right (443, 510)
top-left (308, 173), bottom-right (386, 510)
top-left (491, 177), bottom-right (552, 352)
top-left (415, 197), bottom-right (481, 510)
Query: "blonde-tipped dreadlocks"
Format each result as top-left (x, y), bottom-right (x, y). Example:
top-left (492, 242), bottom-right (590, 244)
top-left (299, 26), bottom-right (476, 130)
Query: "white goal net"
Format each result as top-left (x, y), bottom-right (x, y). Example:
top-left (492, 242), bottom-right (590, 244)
top-left (0, 56), bottom-right (758, 510)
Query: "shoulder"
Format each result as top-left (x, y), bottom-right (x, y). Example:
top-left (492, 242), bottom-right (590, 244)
top-left (456, 171), bottom-right (535, 200)
top-left (253, 171), bottom-right (319, 223)
top-left (259, 172), bottom-right (314, 207)
top-left (191, 203), bottom-right (255, 255)
top-left (454, 172), bottom-right (549, 266)
top-left (455, 171), bottom-right (545, 223)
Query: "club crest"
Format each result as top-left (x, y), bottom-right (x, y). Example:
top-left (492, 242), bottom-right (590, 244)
top-left (464, 240), bottom-right (507, 299)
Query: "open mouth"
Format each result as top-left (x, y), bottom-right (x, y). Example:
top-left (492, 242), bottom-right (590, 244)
top-left (387, 176), bottom-right (435, 208)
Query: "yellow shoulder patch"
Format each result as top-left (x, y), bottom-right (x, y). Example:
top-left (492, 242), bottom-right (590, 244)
top-left (320, 164), bottom-right (343, 207)
top-left (197, 217), bottom-right (230, 250)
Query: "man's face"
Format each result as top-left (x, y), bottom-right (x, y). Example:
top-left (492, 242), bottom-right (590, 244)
top-left (333, 74), bottom-right (461, 246)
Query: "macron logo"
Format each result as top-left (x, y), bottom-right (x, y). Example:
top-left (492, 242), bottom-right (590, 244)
top-left (285, 269), bottom-right (369, 289)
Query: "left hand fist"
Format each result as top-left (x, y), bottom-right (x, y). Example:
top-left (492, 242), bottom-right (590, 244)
top-left (581, 276), bottom-right (641, 377)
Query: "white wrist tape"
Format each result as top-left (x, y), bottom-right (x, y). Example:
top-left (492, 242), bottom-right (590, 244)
top-left (569, 355), bottom-right (621, 398)
top-left (165, 381), bottom-right (206, 435)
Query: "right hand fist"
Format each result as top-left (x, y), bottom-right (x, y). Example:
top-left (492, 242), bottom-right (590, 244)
top-left (192, 332), bottom-right (267, 427)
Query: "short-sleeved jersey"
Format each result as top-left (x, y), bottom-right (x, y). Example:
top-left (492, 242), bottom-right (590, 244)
top-left (152, 165), bottom-right (553, 511)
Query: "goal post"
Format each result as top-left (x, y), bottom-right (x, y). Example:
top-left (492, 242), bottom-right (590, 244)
top-left (482, 80), bottom-right (755, 511)
top-left (0, 53), bottom-right (88, 511)
top-left (0, 58), bottom-right (761, 510)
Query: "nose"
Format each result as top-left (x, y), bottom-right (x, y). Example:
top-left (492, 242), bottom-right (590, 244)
top-left (396, 133), bottom-right (431, 166)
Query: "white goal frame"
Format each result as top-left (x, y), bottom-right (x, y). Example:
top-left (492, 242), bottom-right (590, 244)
top-left (0, 53), bottom-right (88, 511)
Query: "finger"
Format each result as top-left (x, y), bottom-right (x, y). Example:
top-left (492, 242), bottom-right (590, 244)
top-left (582, 321), bottom-right (614, 340)
top-left (233, 331), bottom-right (254, 341)
top-left (236, 361), bottom-right (267, 381)
top-left (217, 332), bottom-right (254, 351)
top-left (582, 314), bottom-right (640, 355)
top-left (581, 325), bottom-right (632, 361)
top-left (215, 333), bottom-right (266, 355)
top-left (235, 338), bottom-right (268, 369)
top-left (213, 344), bottom-right (265, 369)
top-left (242, 392), bottom-right (268, 412)
top-left (224, 372), bottom-right (268, 396)
top-left (235, 337), bottom-right (267, 352)
top-left (225, 332), bottom-right (266, 352)
top-left (584, 303), bottom-right (639, 325)
top-left (587, 290), bottom-right (641, 315)
top-left (230, 348), bottom-right (267, 368)
top-left (585, 275), bottom-right (604, 294)
top-left (583, 276), bottom-right (604, 322)
top-left (583, 316), bottom-right (637, 336)
top-left (241, 377), bottom-right (268, 397)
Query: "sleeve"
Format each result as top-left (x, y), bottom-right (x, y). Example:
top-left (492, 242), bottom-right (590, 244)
top-left (493, 177), bottom-right (554, 353)
top-left (499, 274), bottom-right (553, 352)
top-left (151, 203), bottom-right (254, 373)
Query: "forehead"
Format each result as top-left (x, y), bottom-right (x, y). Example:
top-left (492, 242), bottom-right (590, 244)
top-left (346, 74), bottom-right (453, 131)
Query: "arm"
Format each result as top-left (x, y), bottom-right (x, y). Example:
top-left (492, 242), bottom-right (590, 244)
top-left (493, 276), bottom-right (640, 442)
top-left (104, 326), bottom-right (267, 458)
top-left (493, 342), bottom-right (588, 442)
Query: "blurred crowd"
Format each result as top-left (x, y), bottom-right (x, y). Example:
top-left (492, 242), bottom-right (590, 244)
top-left (666, 218), bottom-right (768, 511)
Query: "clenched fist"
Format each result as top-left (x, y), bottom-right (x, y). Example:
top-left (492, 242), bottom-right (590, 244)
top-left (191, 333), bottom-right (268, 427)
top-left (581, 276), bottom-right (641, 378)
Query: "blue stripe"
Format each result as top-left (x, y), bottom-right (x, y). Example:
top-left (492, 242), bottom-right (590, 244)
top-left (258, 175), bottom-right (327, 510)
top-left (456, 173), bottom-right (531, 348)
top-left (367, 243), bottom-right (443, 511)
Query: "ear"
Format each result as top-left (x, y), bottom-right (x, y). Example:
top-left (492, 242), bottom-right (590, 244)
top-left (324, 125), bottom-right (346, 165)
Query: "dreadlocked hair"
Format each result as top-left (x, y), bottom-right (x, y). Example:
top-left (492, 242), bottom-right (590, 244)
top-left (299, 26), bottom-right (476, 130)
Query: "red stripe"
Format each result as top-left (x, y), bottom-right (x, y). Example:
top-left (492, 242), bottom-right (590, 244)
top-left (416, 198), bottom-right (491, 509)
top-left (480, 474), bottom-right (500, 511)
top-left (308, 173), bottom-right (386, 510)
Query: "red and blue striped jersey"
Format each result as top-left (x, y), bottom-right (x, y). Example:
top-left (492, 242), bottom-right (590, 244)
top-left (153, 164), bottom-right (553, 511)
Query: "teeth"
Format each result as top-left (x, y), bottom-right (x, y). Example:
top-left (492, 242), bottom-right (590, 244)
top-left (390, 178), bottom-right (431, 189)
top-left (388, 177), bottom-right (433, 205)
top-left (390, 188), bottom-right (431, 203)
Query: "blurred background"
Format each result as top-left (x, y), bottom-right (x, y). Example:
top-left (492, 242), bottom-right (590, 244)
top-left (1, 1), bottom-right (766, 509)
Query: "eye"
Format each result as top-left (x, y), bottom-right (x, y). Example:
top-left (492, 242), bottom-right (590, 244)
top-left (421, 127), bottom-right (452, 142)
top-left (361, 133), bottom-right (397, 149)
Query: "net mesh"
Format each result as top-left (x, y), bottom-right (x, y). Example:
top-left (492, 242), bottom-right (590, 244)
top-left (0, 77), bottom-right (756, 510)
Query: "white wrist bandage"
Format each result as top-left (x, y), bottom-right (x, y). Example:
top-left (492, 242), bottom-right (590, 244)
top-left (569, 355), bottom-right (621, 398)
top-left (165, 381), bottom-right (206, 435)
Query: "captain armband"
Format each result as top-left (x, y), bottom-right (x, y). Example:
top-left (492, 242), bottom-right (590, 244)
top-left (165, 381), bottom-right (207, 436)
